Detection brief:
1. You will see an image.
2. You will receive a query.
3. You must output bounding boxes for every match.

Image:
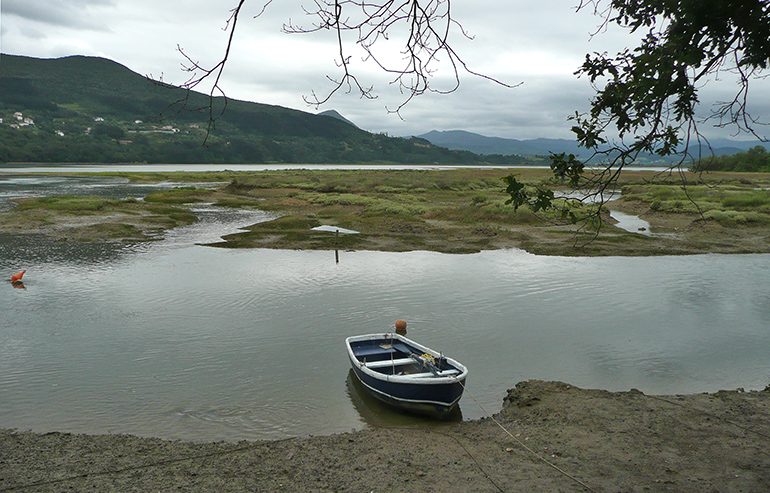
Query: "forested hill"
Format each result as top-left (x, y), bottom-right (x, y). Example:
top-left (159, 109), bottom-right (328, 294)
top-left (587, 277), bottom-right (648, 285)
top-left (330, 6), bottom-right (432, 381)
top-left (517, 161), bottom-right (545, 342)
top-left (0, 54), bottom-right (527, 164)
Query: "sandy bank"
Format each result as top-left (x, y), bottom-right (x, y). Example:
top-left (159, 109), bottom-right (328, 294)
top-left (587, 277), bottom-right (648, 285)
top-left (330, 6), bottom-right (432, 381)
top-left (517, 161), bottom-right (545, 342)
top-left (3, 380), bottom-right (769, 492)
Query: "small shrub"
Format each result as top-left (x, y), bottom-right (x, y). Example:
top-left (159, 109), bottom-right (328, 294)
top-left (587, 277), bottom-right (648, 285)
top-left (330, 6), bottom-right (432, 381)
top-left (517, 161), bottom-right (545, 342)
top-left (721, 192), bottom-right (770, 209)
top-left (704, 209), bottom-right (770, 226)
top-left (144, 187), bottom-right (213, 204)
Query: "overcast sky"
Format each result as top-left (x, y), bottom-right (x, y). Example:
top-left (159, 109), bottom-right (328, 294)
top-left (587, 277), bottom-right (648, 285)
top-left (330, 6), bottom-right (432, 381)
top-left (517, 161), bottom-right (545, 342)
top-left (2, 0), bottom-right (768, 141)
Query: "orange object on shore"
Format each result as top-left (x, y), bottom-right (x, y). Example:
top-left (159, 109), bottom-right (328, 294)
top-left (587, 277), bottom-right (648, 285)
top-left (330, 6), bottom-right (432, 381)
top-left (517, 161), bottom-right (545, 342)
top-left (10, 270), bottom-right (25, 282)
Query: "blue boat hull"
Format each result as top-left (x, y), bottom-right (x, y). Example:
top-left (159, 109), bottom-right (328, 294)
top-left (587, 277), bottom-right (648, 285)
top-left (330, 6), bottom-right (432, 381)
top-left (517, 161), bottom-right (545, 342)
top-left (351, 364), bottom-right (465, 417)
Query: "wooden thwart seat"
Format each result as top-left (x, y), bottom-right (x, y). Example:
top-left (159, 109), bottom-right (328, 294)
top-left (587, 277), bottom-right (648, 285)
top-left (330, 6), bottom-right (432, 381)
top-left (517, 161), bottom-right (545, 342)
top-left (363, 357), bottom-right (414, 369)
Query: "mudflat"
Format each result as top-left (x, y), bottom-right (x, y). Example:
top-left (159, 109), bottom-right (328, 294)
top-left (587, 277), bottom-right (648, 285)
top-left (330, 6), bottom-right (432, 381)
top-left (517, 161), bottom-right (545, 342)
top-left (3, 380), bottom-right (769, 492)
top-left (2, 168), bottom-right (770, 256)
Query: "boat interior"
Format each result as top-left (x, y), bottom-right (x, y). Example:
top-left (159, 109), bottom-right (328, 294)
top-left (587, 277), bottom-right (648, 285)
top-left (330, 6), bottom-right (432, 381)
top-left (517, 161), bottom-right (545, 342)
top-left (351, 340), bottom-right (461, 377)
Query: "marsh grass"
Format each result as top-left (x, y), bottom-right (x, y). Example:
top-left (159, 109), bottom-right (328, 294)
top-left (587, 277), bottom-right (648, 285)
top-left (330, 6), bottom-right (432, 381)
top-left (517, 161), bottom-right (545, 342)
top-left (159, 168), bottom-right (620, 250)
top-left (15, 196), bottom-right (127, 213)
top-left (144, 187), bottom-right (214, 204)
top-left (7, 194), bottom-right (198, 239)
top-left (15, 168), bottom-right (770, 254)
top-left (703, 209), bottom-right (770, 225)
top-left (720, 191), bottom-right (770, 209)
top-left (621, 180), bottom-right (770, 223)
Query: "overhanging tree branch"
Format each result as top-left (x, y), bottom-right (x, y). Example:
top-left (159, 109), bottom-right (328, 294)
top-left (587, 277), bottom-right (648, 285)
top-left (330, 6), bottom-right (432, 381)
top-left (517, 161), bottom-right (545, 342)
top-left (283, 0), bottom-right (519, 117)
top-left (171, 0), bottom-right (517, 135)
top-left (504, 0), bottom-right (770, 233)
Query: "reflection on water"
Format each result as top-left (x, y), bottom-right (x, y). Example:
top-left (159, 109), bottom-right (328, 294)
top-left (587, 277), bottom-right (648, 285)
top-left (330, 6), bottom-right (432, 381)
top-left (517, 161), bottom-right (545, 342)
top-left (2, 174), bottom-right (770, 443)
top-left (610, 210), bottom-right (652, 235)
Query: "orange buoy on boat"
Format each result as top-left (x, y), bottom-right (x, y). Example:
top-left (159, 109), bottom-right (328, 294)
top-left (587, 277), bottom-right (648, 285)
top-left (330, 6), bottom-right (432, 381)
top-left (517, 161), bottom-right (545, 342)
top-left (10, 270), bottom-right (25, 282)
top-left (395, 319), bottom-right (407, 335)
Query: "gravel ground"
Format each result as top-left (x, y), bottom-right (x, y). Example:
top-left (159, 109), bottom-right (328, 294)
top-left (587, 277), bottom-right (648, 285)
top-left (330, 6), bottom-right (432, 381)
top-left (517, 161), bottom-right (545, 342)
top-left (3, 380), bottom-right (770, 492)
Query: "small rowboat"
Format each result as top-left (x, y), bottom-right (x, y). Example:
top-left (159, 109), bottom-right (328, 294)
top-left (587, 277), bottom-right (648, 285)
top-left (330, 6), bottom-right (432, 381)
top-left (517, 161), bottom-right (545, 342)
top-left (345, 333), bottom-right (468, 418)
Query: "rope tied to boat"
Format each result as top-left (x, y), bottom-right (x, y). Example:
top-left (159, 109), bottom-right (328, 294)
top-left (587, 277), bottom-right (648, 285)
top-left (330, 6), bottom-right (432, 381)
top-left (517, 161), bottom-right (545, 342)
top-left (452, 376), bottom-right (596, 492)
top-left (419, 353), bottom-right (435, 366)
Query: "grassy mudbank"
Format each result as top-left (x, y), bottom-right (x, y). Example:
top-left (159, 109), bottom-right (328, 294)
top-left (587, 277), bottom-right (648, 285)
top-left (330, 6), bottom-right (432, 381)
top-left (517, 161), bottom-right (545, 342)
top-left (3, 380), bottom-right (769, 492)
top-left (206, 168), bottom-right (770, 255)
top-left (0, 195), bottom-right (197, 241)
top-left (214, 169), bottom-right (545, 254)
top-left (3, 168), bottom-right (770, 255)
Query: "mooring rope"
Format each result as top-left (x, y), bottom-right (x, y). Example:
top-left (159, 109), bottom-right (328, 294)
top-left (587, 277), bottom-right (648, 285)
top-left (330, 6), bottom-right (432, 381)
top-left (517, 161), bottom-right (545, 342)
top-left (455, 378), bottom-right (596, 492)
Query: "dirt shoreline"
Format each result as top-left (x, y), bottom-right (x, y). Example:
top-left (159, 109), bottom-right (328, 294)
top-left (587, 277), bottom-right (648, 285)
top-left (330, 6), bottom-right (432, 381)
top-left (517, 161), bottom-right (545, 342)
top-left (3, 380), bottom-right (769, 492)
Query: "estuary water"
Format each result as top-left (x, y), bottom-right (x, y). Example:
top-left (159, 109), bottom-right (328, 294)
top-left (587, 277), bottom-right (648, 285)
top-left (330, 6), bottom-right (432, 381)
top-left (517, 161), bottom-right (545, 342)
top-left (2, 172), bottom-right (770, 442)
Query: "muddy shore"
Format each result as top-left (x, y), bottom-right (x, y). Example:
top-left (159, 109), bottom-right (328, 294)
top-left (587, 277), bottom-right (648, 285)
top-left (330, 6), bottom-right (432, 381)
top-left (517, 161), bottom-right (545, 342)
top-left (3, 380), bottom-right (770, 492)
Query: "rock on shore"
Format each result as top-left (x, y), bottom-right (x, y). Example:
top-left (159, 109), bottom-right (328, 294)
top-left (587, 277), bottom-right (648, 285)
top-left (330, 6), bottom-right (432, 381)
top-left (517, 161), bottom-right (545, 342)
top-left (3, 380), bottom-right (770, 492)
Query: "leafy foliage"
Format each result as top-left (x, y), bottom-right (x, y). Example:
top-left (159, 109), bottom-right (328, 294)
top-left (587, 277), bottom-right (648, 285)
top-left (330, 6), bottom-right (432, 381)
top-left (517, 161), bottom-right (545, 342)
top-left (504, 1), bottom-right (770, 217)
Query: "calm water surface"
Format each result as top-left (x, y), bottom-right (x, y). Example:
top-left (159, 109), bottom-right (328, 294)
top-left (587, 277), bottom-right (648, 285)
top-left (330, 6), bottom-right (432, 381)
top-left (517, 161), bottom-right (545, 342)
top-left (2, 173), bottom-right (770, 442)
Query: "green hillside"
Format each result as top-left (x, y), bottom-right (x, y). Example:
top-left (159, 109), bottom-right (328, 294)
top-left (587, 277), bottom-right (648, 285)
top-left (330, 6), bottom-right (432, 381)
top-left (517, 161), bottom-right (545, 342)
top-left (0, 54), bottom-right (523, 164)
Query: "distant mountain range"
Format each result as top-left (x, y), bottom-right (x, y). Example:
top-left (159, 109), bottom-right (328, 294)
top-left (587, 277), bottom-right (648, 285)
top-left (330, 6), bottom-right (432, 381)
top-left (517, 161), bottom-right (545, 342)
top-left (0, 54), bottom-right (522, 165)
top-left (416, 130), bottom-right (587, 158)
top-left (416, 129), bottom-right (770, 161)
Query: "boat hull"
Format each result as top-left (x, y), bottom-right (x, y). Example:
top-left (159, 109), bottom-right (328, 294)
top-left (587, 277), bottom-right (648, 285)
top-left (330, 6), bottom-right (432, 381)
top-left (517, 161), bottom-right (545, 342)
top-left (345, 333), bottom-right (468, 418)
top-left (350, 363), bottom-right (465, 417)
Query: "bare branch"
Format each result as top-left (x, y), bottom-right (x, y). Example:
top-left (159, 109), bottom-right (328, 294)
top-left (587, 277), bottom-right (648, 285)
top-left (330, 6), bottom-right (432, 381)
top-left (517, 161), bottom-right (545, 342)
top-left (283, 0), bottom-right (519, 116)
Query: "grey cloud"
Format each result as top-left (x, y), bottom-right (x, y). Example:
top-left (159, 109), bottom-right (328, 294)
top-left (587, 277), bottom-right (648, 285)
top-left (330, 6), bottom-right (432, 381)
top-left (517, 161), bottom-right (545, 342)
top-left (4, 0), bottom-right (115, 29)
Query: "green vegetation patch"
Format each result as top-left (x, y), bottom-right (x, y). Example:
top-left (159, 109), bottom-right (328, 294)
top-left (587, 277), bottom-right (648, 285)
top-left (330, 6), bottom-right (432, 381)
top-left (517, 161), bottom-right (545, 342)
top-left (14, 195), bottom-right (128, 213)
top-left (143, 187), bottom-right (214, 204)
top-left (694, 145), bottom-right (770, 173)
top-left (3, 193), bottom-right (198, 241)
top-left (720, 191), bottom-right (770, 209)
top-left (621, 180), bottom-right (770, 221)
top-left (300, 192), bottom-right (428, 216)
top-left (703, 209), bottom-right (770, 226)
